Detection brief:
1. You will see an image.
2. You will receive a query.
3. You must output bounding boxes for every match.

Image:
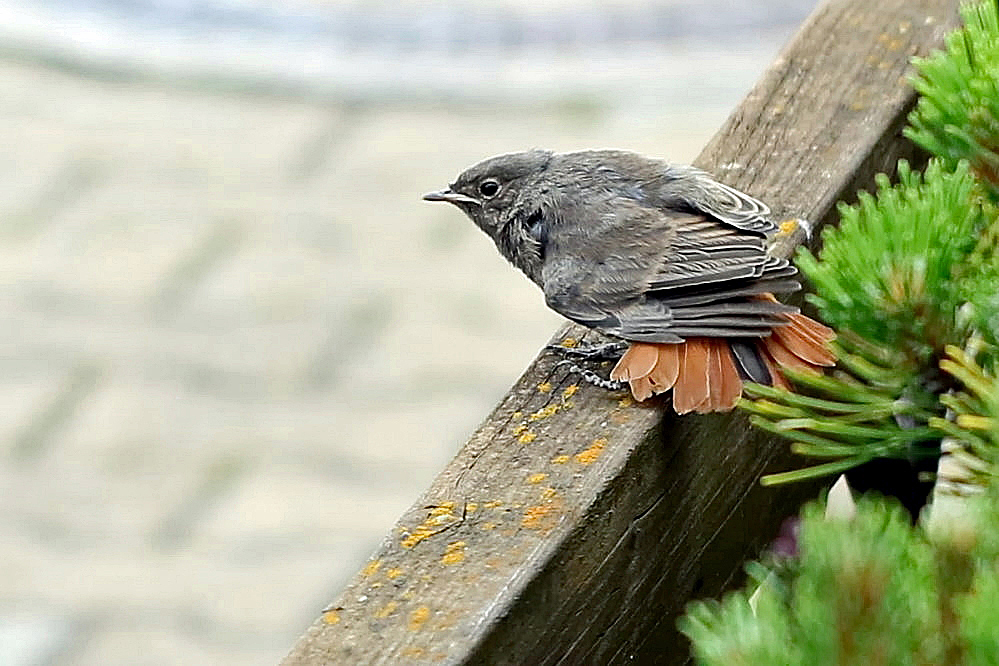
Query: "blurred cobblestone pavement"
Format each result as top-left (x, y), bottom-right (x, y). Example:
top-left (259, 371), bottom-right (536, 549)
top-left (0, 5), bottom-right (806, 663)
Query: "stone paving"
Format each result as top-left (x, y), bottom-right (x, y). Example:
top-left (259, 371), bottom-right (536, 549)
top-left (0, 20), bottom-right (794, 665)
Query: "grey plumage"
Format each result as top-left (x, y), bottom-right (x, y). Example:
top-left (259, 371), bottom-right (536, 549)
top-left (423, 149), bottom-right (800, 345)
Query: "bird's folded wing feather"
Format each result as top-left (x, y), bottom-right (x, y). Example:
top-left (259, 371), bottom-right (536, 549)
top-left (669, 168), bottom-right (779, 236)
top-left (540, 199), bottom-right (798, 343)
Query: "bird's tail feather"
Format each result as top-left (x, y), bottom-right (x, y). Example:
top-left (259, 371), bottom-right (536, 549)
top-left (610, 312), bottom-right (835, 413)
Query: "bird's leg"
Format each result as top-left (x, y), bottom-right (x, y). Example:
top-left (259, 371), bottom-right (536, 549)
top-left (548, 336), bottom-right (628, 392)
top-left (546, 340), bottom-right (628, 361)
top-left (554, 360), bottom-right (627, 391)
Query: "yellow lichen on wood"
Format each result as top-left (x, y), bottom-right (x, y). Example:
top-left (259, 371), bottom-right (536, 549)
top-left (537, 382), bottom-right (552, 393)
top-left (400, 647), bottom-right (426, 659)
top-left (512, 423), bottom-right (528, 435)
top-left (361, 559), bottom-right (382, 577)
top-left (400, 533), bottom-right (426, 549)
top-left (465, 502), bottom-right (478, 513)
top-left (574, 437), bottom-right (608, 464)
top-left (408, 606), bottom-right (431, 631)
top-left (526, 472), bottom-right (548, 484)
top-left (551, 454), bottom-right (570, 464)
top-left (400, 504), bottom-right (461, 549)
top-left (386, 568), bottom-right (404, 580)
top-left (482, 501), bottom-right (502, 509)
top-left (375, 601), bottom-right (399, 619)
top-left (559, 337), bottom-right (579, 348)
top-left (562, 384), bottom-right (578, 399)
top-left (522, 503), bottom-right (560, 530)
top-left (518, 431), bottom-right (537, 444)
top-left (322, 610), bottom-right (341, 625)
top-left (521, 487), bottom-right (562, 531)
top-left (529, 404), bottom-right (560, 421)
top-left (441, 541), bottom-right (466, 565)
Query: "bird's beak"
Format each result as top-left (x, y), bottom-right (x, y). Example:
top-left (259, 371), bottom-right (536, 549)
top-left (422, 189), bottom-right (481, 206)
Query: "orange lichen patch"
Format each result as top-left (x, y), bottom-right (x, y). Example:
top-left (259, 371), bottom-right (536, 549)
top-left (574, 437), bottom-right (608, 465)
top-left (400, 504), bottom-right (462, 549)
top-left (361, 559), bottom-right (382, 577)
top-left (527, 472), bottom-right (548, 484)
top-left (322, 610), bottom-right (341, 625)
top-left (518, 431), bottom-right (537, 444)
top-left (401, 647), bottom-right (426, 659)
top-left (529, 404), bottom-right (560, 421)
top-left (560, 337), bottom-right (579, 348)
top-left (562, 384), bottom-right (579, 399)
top-left (537, 382), bottom-right (552, 393)
top-left (440, 541), bottom-right (466, 566)
top-left (482, 501), bottom-right (502, 509)
top-left (386, 568), bottom-right (404, 580)
top-left (522, 501), bottom-right (561, 531)
top-left (375, 601), bottom-right (400, 619)
top-left (408, 606), bottom-right (431, 631)
top-left (551, 454), bottom-right (570, 464)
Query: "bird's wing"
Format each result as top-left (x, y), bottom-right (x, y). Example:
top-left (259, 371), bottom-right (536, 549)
top-left (541, 200), bottom-right (798, 343)
top-left (646, 212), bottom-right (794, 290)
top-left (674, 170), bottom-right (779, 235)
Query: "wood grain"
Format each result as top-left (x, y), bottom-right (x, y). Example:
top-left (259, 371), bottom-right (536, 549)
top-left (283, 1), bottom-right (962, 663)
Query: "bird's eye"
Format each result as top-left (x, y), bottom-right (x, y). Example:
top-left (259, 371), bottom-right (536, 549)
top-left (478, 179), bottom-right (500, 198)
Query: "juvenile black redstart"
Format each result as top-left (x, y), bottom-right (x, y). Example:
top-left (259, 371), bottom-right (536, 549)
top-left (424, 149), bottom-right (834, 413)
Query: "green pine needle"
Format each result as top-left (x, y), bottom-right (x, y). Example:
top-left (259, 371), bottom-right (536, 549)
top-left (906, 1), bottom-right (999, 198)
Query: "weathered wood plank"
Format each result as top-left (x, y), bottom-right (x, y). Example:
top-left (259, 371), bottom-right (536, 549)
top-left (283, 1), bottom-right (961, 663)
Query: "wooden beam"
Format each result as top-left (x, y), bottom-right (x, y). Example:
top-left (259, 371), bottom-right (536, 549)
top-left (283, 1), bottom-right (962, 663)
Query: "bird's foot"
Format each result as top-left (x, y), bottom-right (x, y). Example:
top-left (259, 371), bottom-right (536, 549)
top-left (546, 340), bottom-right (628, 361)
top-left (554, 360), bottom-right (627, 391)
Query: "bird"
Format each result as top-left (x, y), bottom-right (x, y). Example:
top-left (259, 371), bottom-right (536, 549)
top-left (423, 149), bottom-right (835, 413)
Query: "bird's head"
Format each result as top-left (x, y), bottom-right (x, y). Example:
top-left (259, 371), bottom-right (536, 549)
top-left (423, 150), bottom-right (553, 237)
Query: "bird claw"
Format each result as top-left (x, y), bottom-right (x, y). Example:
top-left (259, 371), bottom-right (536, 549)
top-left (553, 360), bottom-right (628, 391)
top-left (548, 340), bottom-right (628, 392)
top-left (546, 340), bottom-right (628, 361)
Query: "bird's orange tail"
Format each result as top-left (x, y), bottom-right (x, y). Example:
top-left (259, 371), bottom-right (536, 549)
top-left (610, 313), bottom-right (835, 413)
